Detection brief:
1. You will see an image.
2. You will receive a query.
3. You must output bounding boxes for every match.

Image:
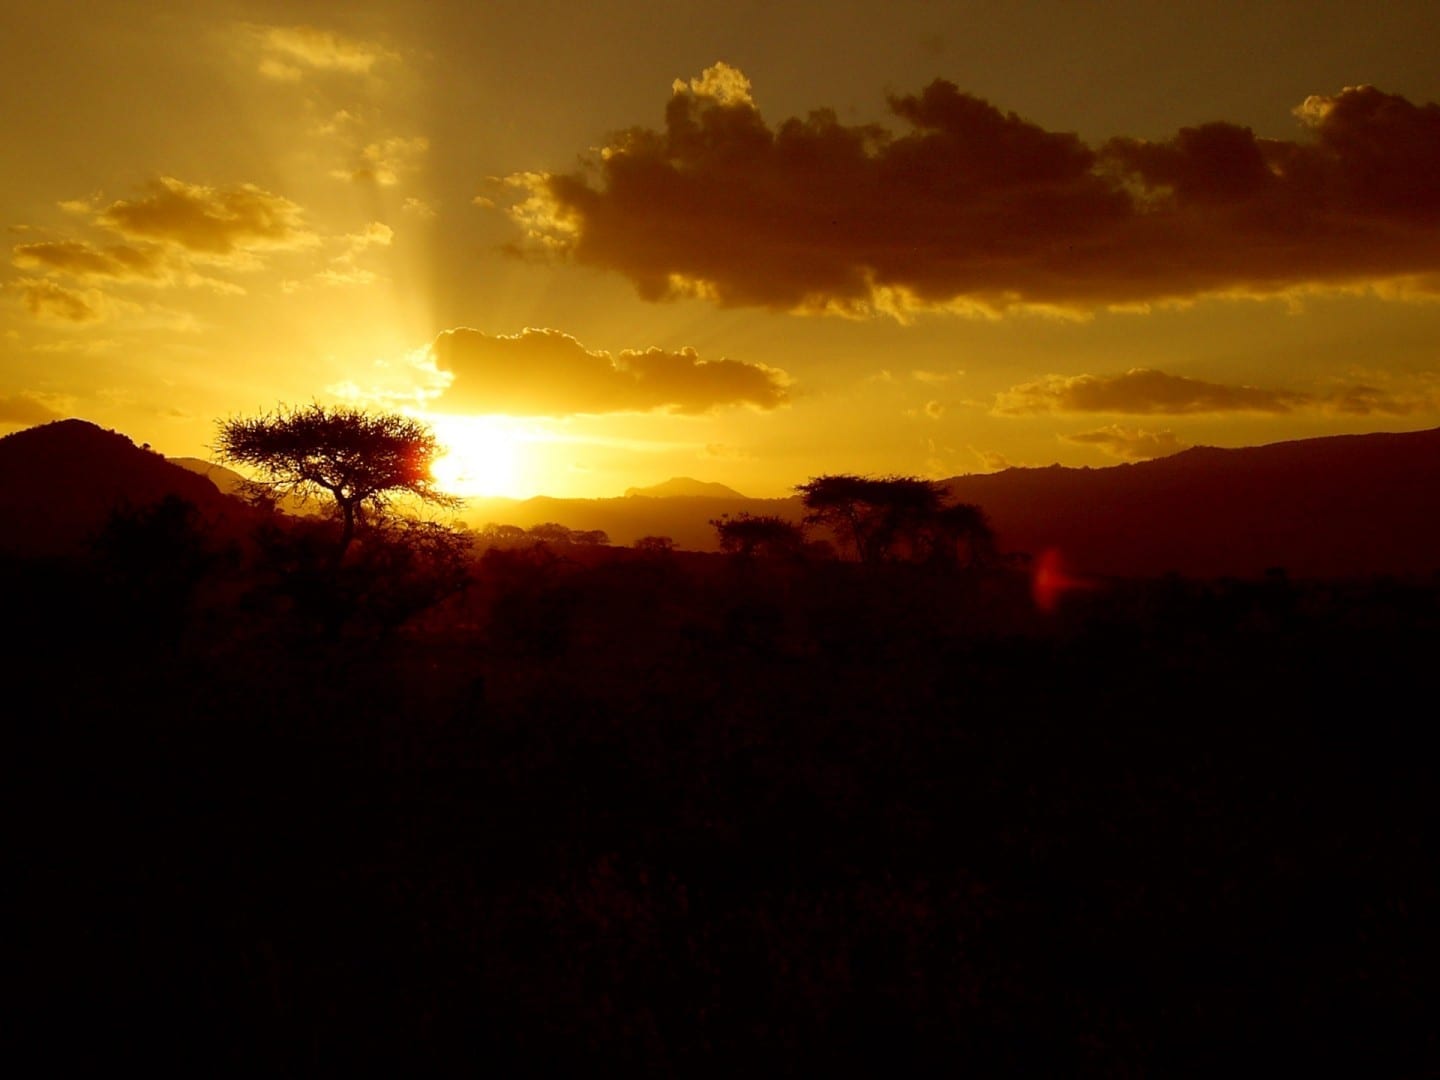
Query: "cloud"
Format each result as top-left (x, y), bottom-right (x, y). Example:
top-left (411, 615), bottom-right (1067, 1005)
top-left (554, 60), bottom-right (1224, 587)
top-left (252, 24), bottom-right (394, 81)
top-left (7, 278), bottom-right (104, 322)
top-left (971, 448), bottom-right (1014, 472)
top-left (12, 240), bottom-right (166, 281)
top-left (1315, 373), bottom-right (1440, 415)
top-left (912, 369), bottom-right (963, 384)
top-left (1062, 425), bottom-right (1189, 460)
top-left (429, 327), bottom-right (790, 416)
top-left (0, 391), bottom-right (64, 425)
top-left (995, 368), bottom-right (1309, 415)
top-left (335, 136), bottom-right (429, 187)
top-left (97, 177), bottom-right (318, 256)
top-left (498, 72), bottom-right (1440, 316)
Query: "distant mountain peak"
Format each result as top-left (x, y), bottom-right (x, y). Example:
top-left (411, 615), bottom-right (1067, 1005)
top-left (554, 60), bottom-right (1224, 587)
top-left (624, 477), bottom-right (746, 499)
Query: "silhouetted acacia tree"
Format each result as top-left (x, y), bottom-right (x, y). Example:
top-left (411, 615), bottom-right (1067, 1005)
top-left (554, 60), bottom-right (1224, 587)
top-left (215, 403), bottom-right (460, 567)
top-left (710, 513), bottom-right (807, 558)
top-left (796, 475), bottom-right (945, 563)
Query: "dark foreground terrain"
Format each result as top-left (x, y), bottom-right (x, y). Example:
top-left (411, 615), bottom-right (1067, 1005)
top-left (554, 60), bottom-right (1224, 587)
top-left (7, 535), bottom-right (1437, 1074)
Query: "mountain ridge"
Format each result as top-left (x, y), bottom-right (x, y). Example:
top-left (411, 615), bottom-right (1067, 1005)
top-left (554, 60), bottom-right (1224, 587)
top-left (623, 476), bottom-right (747, 499)
top-left (6, 418), bottom-right (1440, 578)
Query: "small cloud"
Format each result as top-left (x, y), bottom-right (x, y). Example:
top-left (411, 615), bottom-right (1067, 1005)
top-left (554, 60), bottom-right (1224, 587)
top-left (971, 447), bottom-right (1013, 471)
top-left (1315, 374), bottom-right (1440, 416)
top-left (7, 277), bottom-right (104, 322)
top-left (314, 109), bottom-right (357, 136)
top-left (912, 368), bottom-right (964, 384)
top-left (13, 239), bottom-right (166, 281)
top-left (315, 267), bottom-right (377, 287)
top-left (1062, 424), bottom-right (1189, 460)
top-left (309, 221), bottom-right (393, 287)
top-left (97, 176), bottom-right (318, 257)
top-left (402, 197), bottom-right (436, 219)
top-left (672, 61), bottom-right (755, 107)
top-left (994, 368), bottom-right (1309, 415)
top-left (336, 136), bottom-right (429, 187)
top-left (702, 442), bottom-right (755, 462)
top-left (430, 327), bottom-right (791, 416)
top-left (251, 24), bottom-right (395, 80)
top-left (924, 400), bottom-right (946, 418)
top-left (0, 390), bottom-right (65, 425)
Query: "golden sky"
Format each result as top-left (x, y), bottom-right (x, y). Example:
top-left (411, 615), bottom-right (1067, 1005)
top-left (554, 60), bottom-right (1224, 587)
top-left (4, 1), bottom-right (1440, 498)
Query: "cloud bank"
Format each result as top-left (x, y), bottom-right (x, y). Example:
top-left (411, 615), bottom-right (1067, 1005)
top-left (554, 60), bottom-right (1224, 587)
top-left (995, 369), bottom-right (1309, 415)
top-left (430, 327), bottom-right (790, 416)
top-left (996, 367), bottom-right (1437, 417)
top-left (500, 68), bottom-right (1440, 316)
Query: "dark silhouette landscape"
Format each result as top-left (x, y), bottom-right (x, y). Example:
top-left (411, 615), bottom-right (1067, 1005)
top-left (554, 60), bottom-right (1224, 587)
top-left (4, 416), bottom-right (1437, 1073)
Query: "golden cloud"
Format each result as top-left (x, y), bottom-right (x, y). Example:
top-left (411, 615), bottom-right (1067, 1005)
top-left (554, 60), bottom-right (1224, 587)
top-left (98, 177), bottom-right (318, 256)
top-left (12, 240), bottom-right (165, 281)
top-left (337, 136), bottom-right (429, 187)
top-left (499, 73), bottom-right (1440, 315)
top-left (995, 369), bottom-right (1310, 415)
top-left (430, 327), bottom-right (790, 416)
top-left (7, 278), bottom-right (103, 322)
top-left (1062, 425), bottom-right (1189, 460)
top-left (0, 391), bottom-right (64, 426)
top-left (253, 24), bottom-right (394, 81)
top-left (1317, 376), bottom-right (1440, 416)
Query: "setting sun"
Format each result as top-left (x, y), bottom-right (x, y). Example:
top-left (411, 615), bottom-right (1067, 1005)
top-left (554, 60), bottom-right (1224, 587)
top-left (428, 414), bottom-right (529, 498)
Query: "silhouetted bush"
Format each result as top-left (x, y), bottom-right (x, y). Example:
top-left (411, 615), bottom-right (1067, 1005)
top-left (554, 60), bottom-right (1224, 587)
top-left (7, 538), bottom-right (1437, 1073)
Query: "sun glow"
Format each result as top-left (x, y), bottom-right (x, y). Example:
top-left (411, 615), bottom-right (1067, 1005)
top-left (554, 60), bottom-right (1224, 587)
top-left (429, 415), bottom-right (529, 498)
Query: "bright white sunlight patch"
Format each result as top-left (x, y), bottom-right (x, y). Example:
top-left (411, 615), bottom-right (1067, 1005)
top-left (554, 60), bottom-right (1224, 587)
top-left (428, 415), bottom-right (527, 498)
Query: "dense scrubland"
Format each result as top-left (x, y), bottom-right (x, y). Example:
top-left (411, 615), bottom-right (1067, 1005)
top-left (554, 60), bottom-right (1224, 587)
top-left (7, 498), bottom-right (1436, 1074)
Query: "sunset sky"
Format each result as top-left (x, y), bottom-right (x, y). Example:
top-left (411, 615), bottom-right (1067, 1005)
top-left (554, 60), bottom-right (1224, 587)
top-left (4, 1), bottom-right (1439, 498)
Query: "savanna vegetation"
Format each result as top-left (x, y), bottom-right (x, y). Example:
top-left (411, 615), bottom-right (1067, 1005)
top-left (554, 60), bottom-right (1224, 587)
top-left (7, 412), bottom-right (1436, 1074)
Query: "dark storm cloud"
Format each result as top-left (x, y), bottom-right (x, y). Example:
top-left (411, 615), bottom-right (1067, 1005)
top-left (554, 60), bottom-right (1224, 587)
top-left (430, 327), bottom-right (790, 416)
top-left (500, 70), bottom-right (1440, 315)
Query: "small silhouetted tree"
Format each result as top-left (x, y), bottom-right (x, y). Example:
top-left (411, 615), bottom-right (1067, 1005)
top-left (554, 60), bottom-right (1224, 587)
top-left (477, 523), bottom-right (529, 548)
top-left (215, 403), bottom-right (460, 568)
top-left (710, 513), bottom-right (806, 558)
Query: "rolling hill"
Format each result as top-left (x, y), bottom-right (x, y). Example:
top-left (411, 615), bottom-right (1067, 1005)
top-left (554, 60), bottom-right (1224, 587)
top-left (0, 419), bottom-right (259, 558)
top-left (940, 427), bottom-right (1440, 579)
top-left (5, 418), bottom-right (1439, 578)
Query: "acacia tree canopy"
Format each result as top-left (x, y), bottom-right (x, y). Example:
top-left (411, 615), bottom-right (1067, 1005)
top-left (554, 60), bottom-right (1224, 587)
top-left (710, 512), bottom-right (806, 558)
top-left (215, 403), bottom-right (460, 565)
top-left (795, 474), bottom-right (992, 565)
top-left (795, 474), bottom-right (944, 563)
